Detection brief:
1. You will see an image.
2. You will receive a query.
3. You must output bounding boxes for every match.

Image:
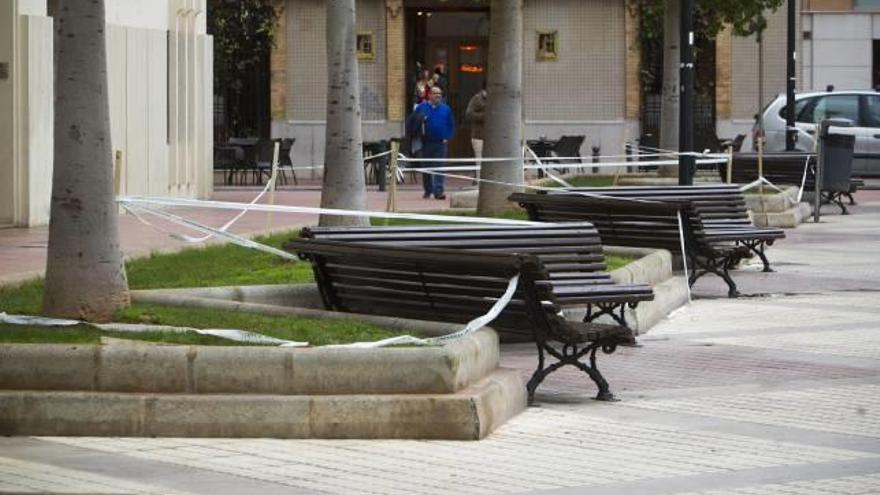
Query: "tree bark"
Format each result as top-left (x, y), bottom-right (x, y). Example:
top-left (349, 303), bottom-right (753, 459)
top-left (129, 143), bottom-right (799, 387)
top-left (477, 0), bottom-right (524, 216)
top-left (658, 0), bottom-right (681, 177)
top-left (43, 0), bottom-right (130, 321)
top-left (319, 0), bottom-right (368, 226)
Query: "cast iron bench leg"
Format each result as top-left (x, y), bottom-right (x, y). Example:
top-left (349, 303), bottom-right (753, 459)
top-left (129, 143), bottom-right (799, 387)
top-left (742, 241), bottom-right (773, 272)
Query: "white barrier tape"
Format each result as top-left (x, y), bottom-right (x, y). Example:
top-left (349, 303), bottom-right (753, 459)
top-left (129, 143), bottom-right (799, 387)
top-left (525, 146), bottom-right (572, 188)
top-left (739, 176), bottom-right (785, 194)
top-left (403, 158), bottom-right (727, 173)
top-left (363, 149), bottom-right (394, 160)
top-left (0, 312), bottom-right (309, 347)
top-left (180, 153), bottom-right (280, 243)
top-left (796, 154), bottom-right (811, 203)
top-left (118, 196), bottom-right (543, 226)
top-left (676, 211), bottom-right (692, 303)
top-left (121, 203), bottom-right (300, 261)
top-left (325, 274), bottom-right (520, 348)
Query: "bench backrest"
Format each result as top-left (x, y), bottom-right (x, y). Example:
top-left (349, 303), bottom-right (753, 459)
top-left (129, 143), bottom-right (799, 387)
top-left (548, 185), bottom-right (752, 226)
top-left (509, 193), bottom-right (709, 256)
top-left (285, 239), bottom-right (564, 341)
top-left (727, 152), bottom-right (823, 188)
top-left (301, 223), bottom-right (611, 280)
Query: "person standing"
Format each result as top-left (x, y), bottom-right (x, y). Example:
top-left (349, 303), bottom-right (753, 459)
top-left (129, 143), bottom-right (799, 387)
top-left (465, 85), bottom-right (487, 182)
top-left (414, 86), bottom-right (455, 199)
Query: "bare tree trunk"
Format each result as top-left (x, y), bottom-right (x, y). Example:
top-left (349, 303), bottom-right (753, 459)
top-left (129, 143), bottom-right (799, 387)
top-left (658, 0), bottom-right (681, 177)
top-left (43, 0), bottom-right (129, 321)
top-left (477, 0), bottom-right (524, 216)
top-left (319, 0), bottom-right (368, 226)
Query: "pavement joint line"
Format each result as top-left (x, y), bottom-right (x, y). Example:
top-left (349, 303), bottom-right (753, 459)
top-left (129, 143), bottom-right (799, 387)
top-left (523, 457), bottom-right (880, 495)
top-left (615, 374), bottom-right (880, 402)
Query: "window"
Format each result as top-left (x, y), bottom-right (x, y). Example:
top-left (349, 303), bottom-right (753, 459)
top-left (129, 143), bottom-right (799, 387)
top-left (779, 97), bottom-right (816, 123)
top-left (356, 32), bottom-right (375, 61)
top-left (863, 95), bottom-right (880, 127)
top-left (536, 30), bottom-right (558, 61)
top-left (813, 95), bottom-right (860, 123)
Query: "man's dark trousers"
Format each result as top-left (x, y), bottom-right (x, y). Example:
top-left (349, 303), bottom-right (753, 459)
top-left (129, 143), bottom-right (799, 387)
top-left (421, 140), bottom-right (447, 197)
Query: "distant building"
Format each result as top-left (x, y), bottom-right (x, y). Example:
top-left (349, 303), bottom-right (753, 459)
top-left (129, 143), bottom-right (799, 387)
top-left (267, 0), bottom-right (828, 173)
top-left (0, 0), bottom-right (213, 228)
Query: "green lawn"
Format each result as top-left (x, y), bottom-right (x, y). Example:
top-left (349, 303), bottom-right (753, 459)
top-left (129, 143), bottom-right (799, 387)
top-left (538, 175), bottom-right (617, 188)
top-left (0, 213), bottom-right (635, 345)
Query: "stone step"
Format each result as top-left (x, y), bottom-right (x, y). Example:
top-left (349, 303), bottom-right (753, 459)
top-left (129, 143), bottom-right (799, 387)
top-left (0, 368), bottom-right (526, 440)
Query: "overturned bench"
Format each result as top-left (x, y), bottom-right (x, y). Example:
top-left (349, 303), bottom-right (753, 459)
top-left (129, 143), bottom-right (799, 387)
top-left (285, 239), bottom-right (637, 403)
top-left (511, 192), bottom-right (756, 298)
top-left (541, 185), bottom-right (785, 272)
top-left (300, 223), bottom-right (654, 331)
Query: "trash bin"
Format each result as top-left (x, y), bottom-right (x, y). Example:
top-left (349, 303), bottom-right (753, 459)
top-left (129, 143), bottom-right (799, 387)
top-left (819, 118), bottom-right (855, 193)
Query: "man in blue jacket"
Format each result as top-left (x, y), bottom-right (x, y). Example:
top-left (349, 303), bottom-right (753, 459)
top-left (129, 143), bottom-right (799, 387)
top-left (414, 86), bottom-right (455, 199)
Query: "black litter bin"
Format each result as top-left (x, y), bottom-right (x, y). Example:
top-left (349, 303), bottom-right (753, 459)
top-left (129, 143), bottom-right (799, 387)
top-left (819, 118), bottom-right (855, 193)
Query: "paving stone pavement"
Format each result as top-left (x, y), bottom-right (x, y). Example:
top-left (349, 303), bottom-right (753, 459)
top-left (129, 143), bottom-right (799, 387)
top-left (1, 189), bottom-right (879, 494)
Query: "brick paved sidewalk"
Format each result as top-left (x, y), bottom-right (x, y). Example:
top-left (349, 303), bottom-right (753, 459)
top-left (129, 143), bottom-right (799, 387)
top-left (0, 182), bottom-right (457, 286)
top-left (1, 190), bottom-right (879, 495)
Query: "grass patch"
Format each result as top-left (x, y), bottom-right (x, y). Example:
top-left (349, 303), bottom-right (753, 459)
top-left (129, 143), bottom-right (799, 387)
top-left (126, 230), bottom-right (312, 289)
top-left (0, 211), bottom-right (637, 346)
top-left (371, 208), bottom-right (527, 227)
top-left (0, 304), bottom-right (406, 346)
top-left (605, 255), bottom-right (633, 272)
top-left (539, 175), bottom-right (616, 188)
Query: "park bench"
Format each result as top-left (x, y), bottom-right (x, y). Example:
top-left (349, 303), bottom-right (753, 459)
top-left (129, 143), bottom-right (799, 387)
top-left (510, 192), bottom-right (757, 298)
top-left (542, 185), bottom-right (786, 273)
top-left (285, 239), bottom-right (636, 403)
top-left (727, 152), bottom-right (862, 214)
top-left (300, 223), bottom-right (654, 329)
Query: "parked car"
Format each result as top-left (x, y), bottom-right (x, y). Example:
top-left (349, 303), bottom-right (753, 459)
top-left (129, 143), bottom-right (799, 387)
top-left (742, 90), bottom-right (880, 176)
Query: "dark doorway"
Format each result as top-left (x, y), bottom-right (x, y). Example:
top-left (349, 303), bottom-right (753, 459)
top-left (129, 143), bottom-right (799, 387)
top-left (406, 8), bottom-right (489, 157)
top-left (638, 16), bottom-right (718, 152)
top-left (873, 40), bottom-right (880, 90)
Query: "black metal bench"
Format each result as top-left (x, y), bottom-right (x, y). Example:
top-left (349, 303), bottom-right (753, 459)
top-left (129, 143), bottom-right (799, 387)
top-left (285, 239), bottom-right (636, 403)
top-left (510, 192), bottom-right (754, 298)
top-left (543, 185), bottom-right (786, 273)
top-left (300, 223), bottom-right (654, 330)
top-left (727, 152), bottom-right (861, 214)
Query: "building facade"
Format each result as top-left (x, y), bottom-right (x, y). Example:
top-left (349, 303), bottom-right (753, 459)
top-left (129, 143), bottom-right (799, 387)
top-left (271, 0), bottom-right (819, 172)
top-left (0, 0), bottom-right (213, 228)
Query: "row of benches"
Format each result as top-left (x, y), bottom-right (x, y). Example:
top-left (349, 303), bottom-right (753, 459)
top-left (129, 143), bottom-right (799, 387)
top-left (285, 185), bottom-right (792, 402)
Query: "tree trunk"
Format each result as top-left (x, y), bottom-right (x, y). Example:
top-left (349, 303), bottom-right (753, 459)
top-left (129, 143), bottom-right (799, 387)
top-left (477, 0), bottom-right (524, 216)
top-left (319, 0), bottom-right (368, 226)
top-left (658, 0), bottom-right (681, 177)
top-left (43, 0), bottom-right (130, 321)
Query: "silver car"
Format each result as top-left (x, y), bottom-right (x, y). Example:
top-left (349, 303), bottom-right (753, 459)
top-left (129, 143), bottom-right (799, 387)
top-left (742, 90), bottom-right (880, 176)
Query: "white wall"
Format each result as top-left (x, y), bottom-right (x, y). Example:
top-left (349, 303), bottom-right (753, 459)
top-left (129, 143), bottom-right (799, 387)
top-left (804, 13), bottom-right (874, 91)
top-left (0, 0), bottom-right (213, 228)
top-left (0, 2), bottom-right (15, 226)
top-left (18, 15), bottom-right (53, 226)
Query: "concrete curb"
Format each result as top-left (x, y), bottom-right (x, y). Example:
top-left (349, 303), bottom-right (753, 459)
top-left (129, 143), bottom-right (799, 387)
top-left (0, 368), bottom-right (526, 440)
top-left (606, 247), bottom-right (688, 334)
top-left (0, 329), bottom-right (500, 395)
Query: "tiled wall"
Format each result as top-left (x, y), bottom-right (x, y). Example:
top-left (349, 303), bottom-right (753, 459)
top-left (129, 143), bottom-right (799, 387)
top-left (730, 1), bottom-right (803, 121)
top-left (286, 0), bottom-right (387, 121)
top-left (522, 0), bottom-right (625, 121)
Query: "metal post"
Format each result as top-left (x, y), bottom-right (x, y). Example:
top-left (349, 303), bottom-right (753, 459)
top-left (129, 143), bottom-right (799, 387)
top-left (725, 145), bottom-right (733, 184)
top-left (386, 140), bottom-right (400, 213)
top-left (678, 0), bottom-right (695, 185)
top-left (813, 121), bottom-right (823, 223)
top-left (785, 0), bottom-right (797, 151)
top-left (592, 145), bottom-right (600, 174)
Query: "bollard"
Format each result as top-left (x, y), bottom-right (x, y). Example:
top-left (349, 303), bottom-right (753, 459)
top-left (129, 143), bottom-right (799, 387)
top-left (592, 145), bottom-right (600, 174)
top-left (386, 140), bottom-right (400, 213)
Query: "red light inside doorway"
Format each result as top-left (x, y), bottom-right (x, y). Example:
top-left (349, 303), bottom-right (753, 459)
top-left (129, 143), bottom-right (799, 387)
top-left (460, 64), bottom-right (484, 73)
